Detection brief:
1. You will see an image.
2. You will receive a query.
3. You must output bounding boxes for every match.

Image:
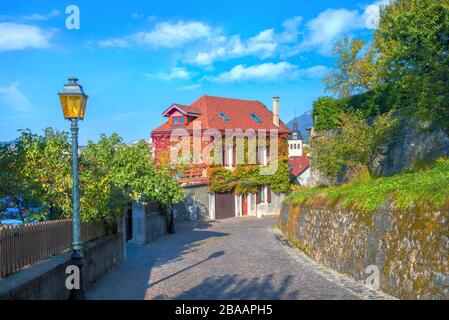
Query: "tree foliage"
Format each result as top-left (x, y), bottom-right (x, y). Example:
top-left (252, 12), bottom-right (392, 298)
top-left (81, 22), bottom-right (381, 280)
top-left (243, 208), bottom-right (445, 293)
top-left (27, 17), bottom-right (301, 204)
top-left (0, 130), bottom-right (185, 224)
top-left (323, 35), bottom-right (379, 97)
top-left (18, 129), bottom-right (72, 218)
top-left (319, 0), bottom-right (449, 133)
top-left (311, 111), bottom-right (398, 182)
top-left (374, 0), bottom-right (449, 133)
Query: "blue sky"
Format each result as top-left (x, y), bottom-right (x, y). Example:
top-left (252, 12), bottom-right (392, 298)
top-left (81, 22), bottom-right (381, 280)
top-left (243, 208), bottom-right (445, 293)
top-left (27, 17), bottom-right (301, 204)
top-left (0, 0), bottom-right (385, 144)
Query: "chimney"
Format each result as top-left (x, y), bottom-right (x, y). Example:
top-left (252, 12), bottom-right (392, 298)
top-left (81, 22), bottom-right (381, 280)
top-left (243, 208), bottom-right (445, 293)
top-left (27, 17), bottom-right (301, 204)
top-left (272, 96), bottom-right (279, 127)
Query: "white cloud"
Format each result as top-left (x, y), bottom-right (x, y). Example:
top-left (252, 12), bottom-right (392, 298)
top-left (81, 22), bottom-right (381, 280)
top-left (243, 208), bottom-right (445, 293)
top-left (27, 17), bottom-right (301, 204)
top-left (297, 65), bottom-right (330, 79)
top-left (99, 38), bottom-right (129, 48)
top-left (178, 84), bottom-right (202, 91)
top-left (363, 0), bottom-right (390, 29)
top-left (191, 16), bottom-right (302, 66)
top-left (22, 9), bottom-right (60, 21)
top-left (145, 67), bottom-right (192, 81)
top-left (0, 23), bottom-right (53, 52)
top-left (209, 62), bottom-right (295, 83)
top-left (300, 8), bottom-right (362, 55)
top-left (100, 21), bottom-right (213, 49)
top-left (99, 0), bottom-right (389, 61)
top-left (208, 62), bottom-right (327, 83)
top-left (0, 83), bottom-right (35, 114)
top-left (298, 1), bottom-right (391, 55)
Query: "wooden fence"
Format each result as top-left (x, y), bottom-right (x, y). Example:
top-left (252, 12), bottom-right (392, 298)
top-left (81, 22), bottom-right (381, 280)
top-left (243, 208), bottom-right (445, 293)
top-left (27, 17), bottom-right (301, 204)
top-left (0, 220), bottom-right (105, 278)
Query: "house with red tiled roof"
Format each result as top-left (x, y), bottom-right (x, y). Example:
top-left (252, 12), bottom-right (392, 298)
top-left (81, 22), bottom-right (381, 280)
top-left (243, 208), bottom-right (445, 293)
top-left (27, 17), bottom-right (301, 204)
top-left (287, 127), bottom-right (311, 186)
top-left (152, 95), bottom-right (290, 134)
top-left (151, 95), bottom-right (291, 221)
top-left (288, 156), bottom-right (311, 185)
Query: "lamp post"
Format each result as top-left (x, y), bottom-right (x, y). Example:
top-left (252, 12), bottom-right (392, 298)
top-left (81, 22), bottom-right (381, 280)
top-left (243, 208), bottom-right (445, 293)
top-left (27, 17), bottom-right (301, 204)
top-left (58, 77), bottom-right (88, 299)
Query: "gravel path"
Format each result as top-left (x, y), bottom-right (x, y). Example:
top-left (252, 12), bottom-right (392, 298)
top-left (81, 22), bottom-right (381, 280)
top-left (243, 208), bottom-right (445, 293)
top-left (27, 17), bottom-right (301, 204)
top-left (87, 216), bottom-right (393, 300)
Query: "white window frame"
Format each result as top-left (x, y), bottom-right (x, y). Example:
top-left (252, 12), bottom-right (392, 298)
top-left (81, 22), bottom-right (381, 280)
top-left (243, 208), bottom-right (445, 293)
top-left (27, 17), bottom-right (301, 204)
top-left (225, 145), bottom-right (233, 168)
top-left (209, 193), bottom-right (215, 220)
top-left (259, 147), bottom-right (268, 166)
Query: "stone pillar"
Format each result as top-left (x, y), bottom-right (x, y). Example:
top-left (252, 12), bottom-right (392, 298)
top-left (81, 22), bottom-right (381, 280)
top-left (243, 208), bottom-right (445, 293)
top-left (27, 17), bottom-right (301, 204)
top-left (131, 201), bottom-right (146, 245)
top-left (117, 210), bottom-right (127, 261)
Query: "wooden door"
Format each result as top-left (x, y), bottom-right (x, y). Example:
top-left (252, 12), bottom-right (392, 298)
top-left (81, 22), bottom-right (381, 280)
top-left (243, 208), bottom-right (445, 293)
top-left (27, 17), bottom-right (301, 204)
top-left (242, 194), bottom-right (248, 216)
top-left (215, 192), bottom-right (235, 219)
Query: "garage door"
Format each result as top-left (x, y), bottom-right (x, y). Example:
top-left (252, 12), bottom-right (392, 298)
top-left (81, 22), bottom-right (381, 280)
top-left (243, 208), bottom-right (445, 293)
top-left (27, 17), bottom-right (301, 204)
top-left (214, 192), bottom-right (235, 219)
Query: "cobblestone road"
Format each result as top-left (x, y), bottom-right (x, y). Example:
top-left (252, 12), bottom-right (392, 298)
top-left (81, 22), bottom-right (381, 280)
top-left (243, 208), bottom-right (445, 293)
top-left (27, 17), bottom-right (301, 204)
top-left (88, 216), bottom-right (393, 300)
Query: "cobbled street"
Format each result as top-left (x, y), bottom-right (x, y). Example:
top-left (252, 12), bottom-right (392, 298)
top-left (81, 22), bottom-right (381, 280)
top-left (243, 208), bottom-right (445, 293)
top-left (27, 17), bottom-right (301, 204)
top-left (88, 217), bottom-right (393, 300)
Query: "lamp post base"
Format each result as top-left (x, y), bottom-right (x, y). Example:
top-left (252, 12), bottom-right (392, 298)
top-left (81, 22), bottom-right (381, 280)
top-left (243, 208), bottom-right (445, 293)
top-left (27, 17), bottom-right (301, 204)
top-left (68, 249), bottom-right (86, 300)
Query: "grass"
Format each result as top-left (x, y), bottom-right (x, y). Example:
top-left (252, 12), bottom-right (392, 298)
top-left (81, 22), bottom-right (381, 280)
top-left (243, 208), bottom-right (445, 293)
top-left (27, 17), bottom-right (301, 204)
top-left (286, 158), bottom-right (449, 212)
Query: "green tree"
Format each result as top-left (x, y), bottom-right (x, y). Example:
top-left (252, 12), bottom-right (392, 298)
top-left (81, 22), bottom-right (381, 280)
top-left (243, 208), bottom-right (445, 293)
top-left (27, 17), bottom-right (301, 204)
top-left (323, 35), bottom-right (379, 97)
top-left (312, 97), bottom-right (348, 131)
top-left (80, 134), bottom-right (185, 223)
top-left (19, 129), bottom-right (72, 219)
top-left (0, 142), bottom-right (27, 216)
top-left (374, 0), bottom-right (449, 133)
top-left (1, 130), bottom-right (185, 224)
top-left (311, 111), bottom-right (397, 182)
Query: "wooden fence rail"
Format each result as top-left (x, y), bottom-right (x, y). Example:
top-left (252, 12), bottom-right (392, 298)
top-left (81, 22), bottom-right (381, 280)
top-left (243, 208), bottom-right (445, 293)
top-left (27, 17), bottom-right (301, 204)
top-left (0, 220), bottom-right (105, 278)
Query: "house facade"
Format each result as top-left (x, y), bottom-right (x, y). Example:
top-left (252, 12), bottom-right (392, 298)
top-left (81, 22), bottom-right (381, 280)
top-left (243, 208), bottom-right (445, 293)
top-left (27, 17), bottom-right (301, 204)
top-left (151, 95), bottom-right (291, 220)
top-left (287, 128), bottom-right (311, 186)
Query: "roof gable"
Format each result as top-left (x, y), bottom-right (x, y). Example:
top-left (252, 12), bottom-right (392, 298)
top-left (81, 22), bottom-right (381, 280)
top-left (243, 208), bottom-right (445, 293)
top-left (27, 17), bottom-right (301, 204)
top-left (161, 104), bottom-right (201, 117)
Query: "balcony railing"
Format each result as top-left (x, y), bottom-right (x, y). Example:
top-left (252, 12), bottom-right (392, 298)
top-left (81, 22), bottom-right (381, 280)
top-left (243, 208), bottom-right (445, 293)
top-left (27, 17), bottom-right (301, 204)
top-left (176, 164), bottom-right (208, 183)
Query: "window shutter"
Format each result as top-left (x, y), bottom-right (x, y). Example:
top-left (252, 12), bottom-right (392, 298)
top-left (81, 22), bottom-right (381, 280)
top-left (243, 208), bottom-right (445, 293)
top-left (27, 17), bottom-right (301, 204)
top-left (256, 188), bottom-right (261, 204)
top-left (267, 186), bottom-right (271, 203)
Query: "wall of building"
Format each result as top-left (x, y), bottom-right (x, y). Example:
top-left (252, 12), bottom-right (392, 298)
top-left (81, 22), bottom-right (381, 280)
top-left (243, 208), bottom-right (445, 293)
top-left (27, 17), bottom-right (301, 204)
top-left (173, 183), bottom-right (210, 221)
top-left (0, 233), bottom-right (124, 300)
top-left (288, 139), bottom-right (303, 157)
top-left (256, 191), bottom-right (285, 217)
top-left (297, 167), bottom-right (311, 186)
top-left (278, 201), bottom-right (449, 299)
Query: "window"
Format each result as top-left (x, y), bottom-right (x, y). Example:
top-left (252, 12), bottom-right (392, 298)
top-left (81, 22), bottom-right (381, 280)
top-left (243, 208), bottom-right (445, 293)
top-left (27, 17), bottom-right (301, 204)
top-left (172, 116), bottom-right (186, 125)
top-left (225, 146), bottom-right (233, 167)
top-left (259, 186), bottom-right (265, 202)
top-left (219, 112), bottom-right (229, 121)
top-left (250, 113), bottom-right (262, 123)
top-left (259, 147), bottom-right (267, 165)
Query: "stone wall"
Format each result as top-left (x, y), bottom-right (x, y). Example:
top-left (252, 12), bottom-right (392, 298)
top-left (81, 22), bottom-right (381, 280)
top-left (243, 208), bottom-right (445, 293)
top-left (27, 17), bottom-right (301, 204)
top-left (278, 201), bottom-right (449, 299)
top-left (173, 183), bottom-right (210, 221)
top-left (378, 124), bottom-right (449, 176)
top-left (310, 122), bottom-right (449, 186)
top-left (0, 233), bottom-right (124, 300)
top-left (131, 200), bottom-right (167, 245)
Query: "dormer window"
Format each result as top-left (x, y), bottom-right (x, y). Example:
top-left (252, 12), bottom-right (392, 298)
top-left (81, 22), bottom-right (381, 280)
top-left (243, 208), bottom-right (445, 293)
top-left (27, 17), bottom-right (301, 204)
top-left (170, 116), bottom-right (186, 125)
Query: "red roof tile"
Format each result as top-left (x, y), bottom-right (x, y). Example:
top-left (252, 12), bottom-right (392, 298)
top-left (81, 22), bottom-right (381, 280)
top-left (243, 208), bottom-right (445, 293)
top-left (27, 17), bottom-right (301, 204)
top-left (288, 156), bottom-right (310, 177)
top-left (152, 95), bottom-right (291, 134)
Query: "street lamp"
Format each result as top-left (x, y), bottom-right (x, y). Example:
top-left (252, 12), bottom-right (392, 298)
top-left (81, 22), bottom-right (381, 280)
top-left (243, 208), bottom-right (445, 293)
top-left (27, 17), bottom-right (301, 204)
top-left (58, 77), bottom-right (88, 299)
